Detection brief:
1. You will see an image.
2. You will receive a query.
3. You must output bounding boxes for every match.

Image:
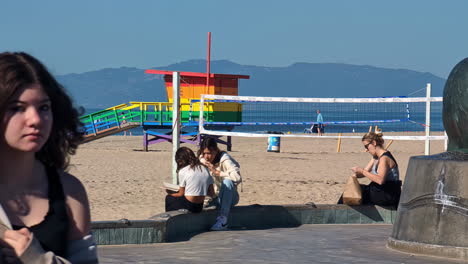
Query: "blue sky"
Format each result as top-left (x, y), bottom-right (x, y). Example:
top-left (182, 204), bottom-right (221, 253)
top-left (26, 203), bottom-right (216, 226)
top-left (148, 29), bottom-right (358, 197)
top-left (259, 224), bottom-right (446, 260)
top-left (1, 0), bottom-right (467, 78)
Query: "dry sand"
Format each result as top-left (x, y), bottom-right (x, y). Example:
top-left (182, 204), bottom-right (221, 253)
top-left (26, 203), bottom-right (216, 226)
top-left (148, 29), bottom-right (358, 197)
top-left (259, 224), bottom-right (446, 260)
top-left (68, 135), bottom-right (445, 221)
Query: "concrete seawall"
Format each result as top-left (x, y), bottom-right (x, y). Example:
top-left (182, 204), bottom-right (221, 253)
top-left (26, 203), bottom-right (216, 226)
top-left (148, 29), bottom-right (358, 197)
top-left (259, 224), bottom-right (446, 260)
top-left (91, 204), bottom-right (397, 245)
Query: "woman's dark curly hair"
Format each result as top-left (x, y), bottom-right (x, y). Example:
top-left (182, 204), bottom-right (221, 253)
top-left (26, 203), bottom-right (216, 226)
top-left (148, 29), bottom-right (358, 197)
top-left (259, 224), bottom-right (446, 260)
top-left (0, 52), bottom-right (83, 170)
top-left (175, 147), bottom-right (202, 172)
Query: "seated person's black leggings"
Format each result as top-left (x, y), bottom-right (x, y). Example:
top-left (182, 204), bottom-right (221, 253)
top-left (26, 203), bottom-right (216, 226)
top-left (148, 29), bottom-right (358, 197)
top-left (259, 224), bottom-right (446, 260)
top-left (165, 195), bottom-right (203, 213)
top-left (338, 181), bottom-right (402, 207)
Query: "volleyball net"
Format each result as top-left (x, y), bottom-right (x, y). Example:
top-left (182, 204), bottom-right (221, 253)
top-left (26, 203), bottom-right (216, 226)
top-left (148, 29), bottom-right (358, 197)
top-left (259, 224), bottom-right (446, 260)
top-left (197, 94), bottom-right (446, 141)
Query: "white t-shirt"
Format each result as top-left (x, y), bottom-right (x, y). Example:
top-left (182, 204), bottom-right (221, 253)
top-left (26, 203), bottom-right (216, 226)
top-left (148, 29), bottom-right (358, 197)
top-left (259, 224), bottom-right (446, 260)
top-left (178, 165), bottom-right (214, 196)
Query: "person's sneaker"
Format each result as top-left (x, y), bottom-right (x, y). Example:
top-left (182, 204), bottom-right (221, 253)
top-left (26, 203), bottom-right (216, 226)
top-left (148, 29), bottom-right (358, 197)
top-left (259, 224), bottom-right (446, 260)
top-left (210, 216), bottom-right (228, 231)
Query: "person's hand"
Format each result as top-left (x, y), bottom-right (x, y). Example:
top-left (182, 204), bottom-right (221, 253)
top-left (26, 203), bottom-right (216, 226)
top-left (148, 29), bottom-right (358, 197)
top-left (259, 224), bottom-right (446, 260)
top-left (204, 161), bottom-right (215, 171)
top-left (351, 166), bottom-right (363, 174)
top-left (204, 162), bottom-right (220, 176)
top-left (2, 228), bottom-right (32, 258)
top-left (204, 160), bottom-right (213, 169)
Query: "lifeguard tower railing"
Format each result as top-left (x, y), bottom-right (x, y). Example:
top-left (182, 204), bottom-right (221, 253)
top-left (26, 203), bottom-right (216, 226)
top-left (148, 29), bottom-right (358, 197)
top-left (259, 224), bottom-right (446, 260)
top-left (79, 100), bottom-right (242, 142)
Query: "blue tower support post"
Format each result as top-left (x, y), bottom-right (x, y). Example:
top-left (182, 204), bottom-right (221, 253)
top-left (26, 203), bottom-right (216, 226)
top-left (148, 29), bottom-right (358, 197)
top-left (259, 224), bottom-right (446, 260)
top-left (90, 115), bottom-right (97, 136)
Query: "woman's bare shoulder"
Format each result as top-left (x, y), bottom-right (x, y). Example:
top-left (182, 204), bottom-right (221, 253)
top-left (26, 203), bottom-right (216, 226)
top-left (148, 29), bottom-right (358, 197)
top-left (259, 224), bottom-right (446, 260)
top-left (379, 154), bottom-right (396, 168)
top-left (61, 172), bottom-right (88, 200)
top-left (60, 171), bottom-right (91, 239)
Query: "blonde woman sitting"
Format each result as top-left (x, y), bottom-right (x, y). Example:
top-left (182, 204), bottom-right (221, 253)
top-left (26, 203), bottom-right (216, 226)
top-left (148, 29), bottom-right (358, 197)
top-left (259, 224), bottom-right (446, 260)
top-left (339, 132), bottom-right (402, 207)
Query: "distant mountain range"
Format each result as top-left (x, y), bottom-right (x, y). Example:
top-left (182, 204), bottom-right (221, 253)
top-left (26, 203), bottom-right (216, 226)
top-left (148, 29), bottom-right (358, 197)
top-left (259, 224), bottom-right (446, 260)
top-left (56, 60), bottom-right (446, 108)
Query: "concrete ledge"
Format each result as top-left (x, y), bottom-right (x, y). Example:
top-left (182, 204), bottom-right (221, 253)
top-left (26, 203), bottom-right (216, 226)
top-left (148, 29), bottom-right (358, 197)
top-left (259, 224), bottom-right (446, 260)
top-left (91, 204), bottom-right (397, 245)
top-left (91, 219), bottom-right (166, 245)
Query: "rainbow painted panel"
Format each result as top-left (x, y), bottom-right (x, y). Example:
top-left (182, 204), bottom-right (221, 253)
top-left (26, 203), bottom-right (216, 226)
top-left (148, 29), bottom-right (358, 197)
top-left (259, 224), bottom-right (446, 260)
top-left (129, 100), bottom-right (242, 123)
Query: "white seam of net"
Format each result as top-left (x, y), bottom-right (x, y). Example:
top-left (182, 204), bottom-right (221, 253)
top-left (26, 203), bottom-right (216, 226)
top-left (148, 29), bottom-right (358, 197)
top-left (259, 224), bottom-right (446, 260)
top-left (200, 94), bottom-right (442, 103)
top-left (200, 130), bottom-right (446, 140)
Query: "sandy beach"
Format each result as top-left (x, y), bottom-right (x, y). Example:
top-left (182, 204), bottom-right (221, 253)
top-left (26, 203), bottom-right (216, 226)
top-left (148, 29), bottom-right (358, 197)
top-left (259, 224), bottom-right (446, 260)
top-left (68, 135), bottom-right (445, 221)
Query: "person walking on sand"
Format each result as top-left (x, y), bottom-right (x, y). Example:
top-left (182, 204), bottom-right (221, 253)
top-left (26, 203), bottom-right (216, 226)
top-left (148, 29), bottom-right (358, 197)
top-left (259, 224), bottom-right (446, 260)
top-left (197, 137), bottom-right (242, 231)
top-left (0, 52), bottom-right (98, 263)
top-left (316, 109), bottom-right (324, 136)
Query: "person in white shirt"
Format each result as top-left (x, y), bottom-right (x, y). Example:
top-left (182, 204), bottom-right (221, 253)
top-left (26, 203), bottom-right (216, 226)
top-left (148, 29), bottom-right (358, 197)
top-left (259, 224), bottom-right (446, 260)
top-left (165, 147), bottom-right (214, 213)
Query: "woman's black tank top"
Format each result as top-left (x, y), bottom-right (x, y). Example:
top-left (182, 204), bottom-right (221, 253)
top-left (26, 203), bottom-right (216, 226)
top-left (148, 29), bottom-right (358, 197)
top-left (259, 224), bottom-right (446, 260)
top-left (12, 167), bottom-right (69, 257)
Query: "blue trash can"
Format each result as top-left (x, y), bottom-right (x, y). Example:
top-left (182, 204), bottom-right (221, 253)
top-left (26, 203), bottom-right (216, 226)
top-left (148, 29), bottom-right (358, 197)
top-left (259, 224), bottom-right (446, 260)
top-left (267, 136), bottom-right (281, 152)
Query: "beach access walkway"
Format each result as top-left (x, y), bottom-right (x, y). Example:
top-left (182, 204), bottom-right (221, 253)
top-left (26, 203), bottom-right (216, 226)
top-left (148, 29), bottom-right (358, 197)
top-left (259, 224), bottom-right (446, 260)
top-left (98, 224), bottom-right (464, 263)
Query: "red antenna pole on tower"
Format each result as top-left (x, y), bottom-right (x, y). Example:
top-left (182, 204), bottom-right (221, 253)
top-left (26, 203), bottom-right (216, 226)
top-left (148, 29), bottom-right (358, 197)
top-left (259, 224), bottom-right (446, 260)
top-left (206, 32), bottom-right (211, 93)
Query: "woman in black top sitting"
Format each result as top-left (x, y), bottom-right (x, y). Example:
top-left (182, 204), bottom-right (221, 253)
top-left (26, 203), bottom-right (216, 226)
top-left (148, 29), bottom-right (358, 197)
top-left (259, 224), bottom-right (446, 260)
top-left (0, 52), bottom-right (98, 263)
top-left (340, 132), bottom-right (402, 207)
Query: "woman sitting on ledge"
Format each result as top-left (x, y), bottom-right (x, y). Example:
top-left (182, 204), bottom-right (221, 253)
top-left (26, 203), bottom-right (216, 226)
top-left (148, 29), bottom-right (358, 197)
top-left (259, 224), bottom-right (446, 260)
top-left (197, 137), bottom-right (242, 231)
top-left (339, 132), bottom-right (402, 207)
top-left (165, 147), bottom-right (214, 213)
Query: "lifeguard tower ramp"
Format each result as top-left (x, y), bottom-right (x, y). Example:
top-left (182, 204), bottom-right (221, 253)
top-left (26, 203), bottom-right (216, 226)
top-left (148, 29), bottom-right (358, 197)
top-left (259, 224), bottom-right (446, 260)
top-left (80, 103), bottom-right (141, 143)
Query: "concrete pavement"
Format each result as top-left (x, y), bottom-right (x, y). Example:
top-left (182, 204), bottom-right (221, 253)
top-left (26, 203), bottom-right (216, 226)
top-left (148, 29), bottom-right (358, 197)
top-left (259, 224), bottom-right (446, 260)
top-left (98, 224), bottom-right (464, 263)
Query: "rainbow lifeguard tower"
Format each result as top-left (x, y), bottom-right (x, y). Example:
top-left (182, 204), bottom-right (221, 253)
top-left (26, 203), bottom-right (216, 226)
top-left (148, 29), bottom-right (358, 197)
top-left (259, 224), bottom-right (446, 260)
top-left (142, 69), bottom-right (249, 150)
top-left (145, 69), bottom-right (249, 123)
